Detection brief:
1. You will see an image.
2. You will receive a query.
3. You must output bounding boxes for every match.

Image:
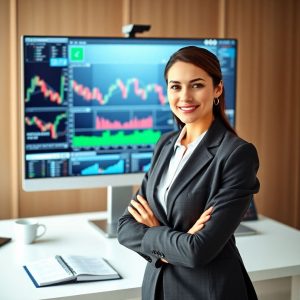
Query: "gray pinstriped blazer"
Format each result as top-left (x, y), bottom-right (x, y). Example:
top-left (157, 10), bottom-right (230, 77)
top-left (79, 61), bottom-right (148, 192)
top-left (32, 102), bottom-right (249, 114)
top-left (118, 118), bottom-right (260, 300)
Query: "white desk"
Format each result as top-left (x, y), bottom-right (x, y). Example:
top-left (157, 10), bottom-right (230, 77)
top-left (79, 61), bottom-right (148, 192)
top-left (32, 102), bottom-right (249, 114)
top-left (236, 217), bottom-right (300, 300)
top-left (0, 212), bottom-right (300, 300)
top-left (0, 212), bottom-right (145, 300)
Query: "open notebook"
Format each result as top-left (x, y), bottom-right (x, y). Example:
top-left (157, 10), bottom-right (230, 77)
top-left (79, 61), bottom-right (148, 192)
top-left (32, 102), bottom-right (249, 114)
top-left (23, 255), bottom-right (121, 287)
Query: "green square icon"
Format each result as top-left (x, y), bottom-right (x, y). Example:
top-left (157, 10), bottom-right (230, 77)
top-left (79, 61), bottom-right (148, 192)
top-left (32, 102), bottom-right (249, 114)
top-left (70, 47), bottom-right (84, 62)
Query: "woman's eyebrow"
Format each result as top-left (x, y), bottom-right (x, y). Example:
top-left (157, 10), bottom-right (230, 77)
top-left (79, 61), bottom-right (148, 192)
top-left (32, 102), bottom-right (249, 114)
top-left (168, 77), bottom-right (206, 84)
top-left (190, 77), bottom-right (206, 83)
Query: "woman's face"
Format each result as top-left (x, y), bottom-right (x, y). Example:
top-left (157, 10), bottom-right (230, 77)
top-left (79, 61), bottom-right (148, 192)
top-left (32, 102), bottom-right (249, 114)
top-left (166, 61), bottom-right (222, 128)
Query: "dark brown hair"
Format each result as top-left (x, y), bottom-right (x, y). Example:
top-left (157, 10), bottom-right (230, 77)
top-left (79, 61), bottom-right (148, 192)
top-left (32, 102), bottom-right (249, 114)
top-left (164, 46), bottom-right (236, 134)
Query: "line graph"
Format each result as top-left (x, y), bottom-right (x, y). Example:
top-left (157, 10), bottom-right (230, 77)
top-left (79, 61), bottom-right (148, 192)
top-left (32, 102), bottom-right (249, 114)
top-left (72, 78), bottom-right (166, 106)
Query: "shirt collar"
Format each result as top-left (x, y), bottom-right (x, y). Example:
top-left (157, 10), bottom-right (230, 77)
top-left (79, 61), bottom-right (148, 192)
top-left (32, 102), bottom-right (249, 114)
top-left (174, 126), bottom-right (207, 150)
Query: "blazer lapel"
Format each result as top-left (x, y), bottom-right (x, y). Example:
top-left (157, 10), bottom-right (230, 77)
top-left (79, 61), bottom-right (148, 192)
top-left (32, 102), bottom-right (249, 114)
top-left (148, 132), bottom-right (178, 225)
top-left (166, 119), bottom-right (226, 218)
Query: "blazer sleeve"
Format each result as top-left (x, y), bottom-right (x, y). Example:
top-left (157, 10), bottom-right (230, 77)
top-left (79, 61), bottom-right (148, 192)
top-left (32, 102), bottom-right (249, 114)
top-left (117, 132), bottom-right (176, 268)
top-left (140, 142), bottom-right (260, 268)
top-left (117, 173), bottom-right (163, 267)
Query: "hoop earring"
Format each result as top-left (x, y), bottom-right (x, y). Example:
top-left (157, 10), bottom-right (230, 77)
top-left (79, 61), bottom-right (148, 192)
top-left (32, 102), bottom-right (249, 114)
top-left (214, 98), bottom-right (220, 106)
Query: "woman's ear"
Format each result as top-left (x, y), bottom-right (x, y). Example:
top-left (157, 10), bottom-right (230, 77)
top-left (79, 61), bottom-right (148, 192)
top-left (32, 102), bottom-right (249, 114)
top-left (214, 80), bottom-right (223, 98)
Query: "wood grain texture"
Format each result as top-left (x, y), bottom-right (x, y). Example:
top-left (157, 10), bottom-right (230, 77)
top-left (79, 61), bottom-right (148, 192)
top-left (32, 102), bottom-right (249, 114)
top-left (0, 0), bottom-right (299, 228)
top-left (226, 0), bottom-right (300, 228)
top-left (0, 0), bottom-right (17, 219)
top-left (18, 0), bottom-right (124, 37)
top-left (129, 0), bottom-right (220, 38)
top-left (17, 0), bottom-right (125, 217)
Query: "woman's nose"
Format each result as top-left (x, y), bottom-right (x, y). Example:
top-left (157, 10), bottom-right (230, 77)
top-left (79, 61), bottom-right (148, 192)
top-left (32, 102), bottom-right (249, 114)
top-left (179, 87), bottom-right (192, 101)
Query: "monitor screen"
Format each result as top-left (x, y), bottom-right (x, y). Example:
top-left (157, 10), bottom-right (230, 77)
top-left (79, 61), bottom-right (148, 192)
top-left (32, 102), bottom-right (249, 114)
top-left (21, 36), bottom-right (237, 192)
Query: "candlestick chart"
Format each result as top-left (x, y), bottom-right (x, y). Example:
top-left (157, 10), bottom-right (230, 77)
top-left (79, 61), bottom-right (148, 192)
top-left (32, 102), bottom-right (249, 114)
top-left (25, 112), bottom-right (67, 145)
top-left (24, 65), bottom-right (68, 107)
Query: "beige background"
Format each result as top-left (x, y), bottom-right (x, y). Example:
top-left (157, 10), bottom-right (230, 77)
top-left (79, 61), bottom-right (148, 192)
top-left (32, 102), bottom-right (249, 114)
top-left (1, 0), bottom-right (299, 230)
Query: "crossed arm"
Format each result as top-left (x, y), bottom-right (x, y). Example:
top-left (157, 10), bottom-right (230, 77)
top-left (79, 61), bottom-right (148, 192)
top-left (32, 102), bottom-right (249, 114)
top-left (128, 194), bottom-right (213, 263)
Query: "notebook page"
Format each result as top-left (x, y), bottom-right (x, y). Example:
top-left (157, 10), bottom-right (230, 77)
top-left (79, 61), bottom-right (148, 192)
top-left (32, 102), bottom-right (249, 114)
top-left (25, 256), bottom-right (74, 286)
top-left (63, 255), bottom-right (118, 276)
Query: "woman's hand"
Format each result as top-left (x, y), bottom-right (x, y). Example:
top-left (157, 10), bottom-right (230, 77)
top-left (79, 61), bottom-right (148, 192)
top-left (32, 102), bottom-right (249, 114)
top-left (128, 195), bottom-right (160, 227)
top-left (187, 206), bottom-right (213, 234)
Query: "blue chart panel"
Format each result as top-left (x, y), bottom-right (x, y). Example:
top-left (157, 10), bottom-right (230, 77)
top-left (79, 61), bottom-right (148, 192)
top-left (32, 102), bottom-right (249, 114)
top-left (222, 73), bottom-right (235, 111)
top-left (156, 110), bottom-right (174, 128)
top-left (71, 64), bottom-right (167, 107)
top-left (72, 159), bottom-right (125, 175)
top-left (74, 112), bottom-right (94, 129)
top-left (80, 160), bottom-right (125, 175)
top-left (131, 152), bottom-right (153, 173)
top-left (143, 162), bottom-right (151, 172)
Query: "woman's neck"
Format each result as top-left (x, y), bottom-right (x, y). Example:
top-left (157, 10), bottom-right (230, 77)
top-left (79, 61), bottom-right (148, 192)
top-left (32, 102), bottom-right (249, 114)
top-left (181, 117), bottom-right (213, 146)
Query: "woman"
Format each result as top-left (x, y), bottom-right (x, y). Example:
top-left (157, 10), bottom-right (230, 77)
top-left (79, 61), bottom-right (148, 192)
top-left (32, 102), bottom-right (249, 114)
top-left (118, 46), bottom-right (260, 300)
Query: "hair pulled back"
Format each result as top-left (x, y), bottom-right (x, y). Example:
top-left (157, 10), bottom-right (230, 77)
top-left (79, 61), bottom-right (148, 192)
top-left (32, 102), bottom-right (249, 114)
top-left (164, 46), bottom-right (235, 134)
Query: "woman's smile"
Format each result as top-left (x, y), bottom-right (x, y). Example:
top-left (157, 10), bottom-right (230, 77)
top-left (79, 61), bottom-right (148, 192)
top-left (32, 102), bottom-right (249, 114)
top-left (167, 61), bottom-right (223, 133)
top-left (177, 104), bottom-right (200, 113)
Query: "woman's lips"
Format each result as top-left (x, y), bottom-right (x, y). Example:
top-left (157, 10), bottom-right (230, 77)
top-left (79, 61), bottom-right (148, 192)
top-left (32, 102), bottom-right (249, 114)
top-left (178, 105), bottom-right (199, 112)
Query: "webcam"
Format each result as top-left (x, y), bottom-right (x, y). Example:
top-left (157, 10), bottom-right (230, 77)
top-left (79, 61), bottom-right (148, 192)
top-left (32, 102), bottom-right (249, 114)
top-left (122, 24), bottom-right (151, 38)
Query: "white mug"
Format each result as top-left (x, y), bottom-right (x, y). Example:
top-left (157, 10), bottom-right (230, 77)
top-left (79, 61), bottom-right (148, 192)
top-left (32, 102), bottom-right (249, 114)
top-left (14, 219), bottom-right (47, 244)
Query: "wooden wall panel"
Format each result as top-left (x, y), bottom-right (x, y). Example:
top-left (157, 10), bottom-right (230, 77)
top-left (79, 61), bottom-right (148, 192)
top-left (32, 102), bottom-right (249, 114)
top-left (17, 0), bottom-right (125, 217)
top-left (0, 0), bottom-right (17, 219)
top-left (226, 0), bottom-right (300, 228)
top-left (0, 0), bottom-right (11, 218)
top-left (292, 0), bottom-right (300, 229)
top-left (129, 0), bottom-right (221, 38)
top-left (18, 0), bottom-right (124, 37)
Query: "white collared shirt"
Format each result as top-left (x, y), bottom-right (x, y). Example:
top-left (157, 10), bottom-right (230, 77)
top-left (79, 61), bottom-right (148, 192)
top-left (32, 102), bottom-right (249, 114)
top-left (157, 127), bottom-right (207, 214)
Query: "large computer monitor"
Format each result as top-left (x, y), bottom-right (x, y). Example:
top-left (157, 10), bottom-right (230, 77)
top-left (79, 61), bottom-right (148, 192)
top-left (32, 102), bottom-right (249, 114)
top-left (21, 36), bottom-right (237, 236)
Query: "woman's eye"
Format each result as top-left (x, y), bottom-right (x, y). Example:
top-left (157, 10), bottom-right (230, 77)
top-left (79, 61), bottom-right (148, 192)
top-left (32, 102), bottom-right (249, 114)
top-left (169, 85), bottom-right (180, 90)
top-left (192, 83), bottom-right (204, 88)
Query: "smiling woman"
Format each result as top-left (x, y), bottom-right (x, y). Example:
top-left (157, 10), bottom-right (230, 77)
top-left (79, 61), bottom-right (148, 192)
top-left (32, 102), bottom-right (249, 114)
top-left (166, 60), bottom-right (223, 144)
top-left (164, 46), bottom-right (235, 136)
top-left (118, 46), bottom-right (260, 300)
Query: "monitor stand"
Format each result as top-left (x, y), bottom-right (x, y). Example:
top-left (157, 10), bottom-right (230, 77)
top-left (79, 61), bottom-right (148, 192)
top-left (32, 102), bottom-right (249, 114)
top-left (89, 185), bottom-right (133, 238)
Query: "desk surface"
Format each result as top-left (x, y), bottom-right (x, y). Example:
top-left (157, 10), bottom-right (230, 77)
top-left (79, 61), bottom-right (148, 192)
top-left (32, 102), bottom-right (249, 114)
top-left (0, 212), bottom-right (300, 300)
